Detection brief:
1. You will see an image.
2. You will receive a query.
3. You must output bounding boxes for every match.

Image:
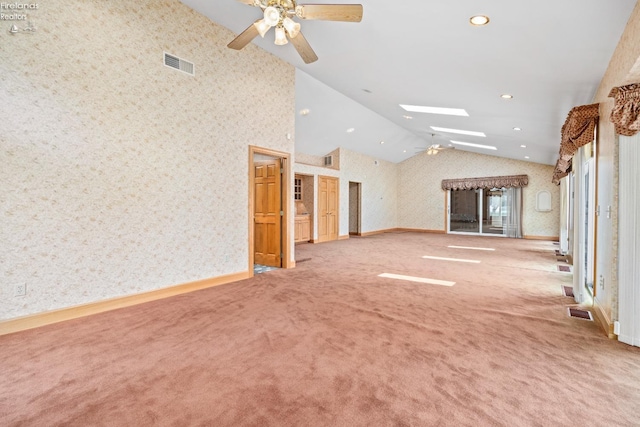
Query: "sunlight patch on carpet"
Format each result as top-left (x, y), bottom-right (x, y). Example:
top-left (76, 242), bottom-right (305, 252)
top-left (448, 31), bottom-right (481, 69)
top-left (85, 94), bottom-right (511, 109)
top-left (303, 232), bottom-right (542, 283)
top-left (422, 255), bottom-right (480, 263)
top-left (378, 273), bottom-right (455, 287)
top-left (448, 245), bottom-right (495, 251)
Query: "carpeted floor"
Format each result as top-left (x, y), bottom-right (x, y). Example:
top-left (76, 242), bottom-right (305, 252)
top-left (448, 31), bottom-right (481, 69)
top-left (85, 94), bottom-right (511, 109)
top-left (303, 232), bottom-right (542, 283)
top-left (1, 233), bottom-right (639, 426)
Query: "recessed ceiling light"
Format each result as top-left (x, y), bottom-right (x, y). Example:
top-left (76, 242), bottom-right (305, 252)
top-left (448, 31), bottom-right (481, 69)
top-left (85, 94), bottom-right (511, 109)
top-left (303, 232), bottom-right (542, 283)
top-left (525, 156), bottom-right (530, 159)
top-left (431, 126), bottom-right (486, 137)
top-left (346, 128), bottom-right (355, 133)
top-left (451, 140), bottom-right (497, 150)
top-left (380, 141), bottom-right (385, 144)
top-left (513, 127), bottom-right (522, 131)
top-left (501, 94), bottom-right (513, 99)
top-left (403, 150), bottom-right (407, 153)
top-left (403, 115), bottom-right (413, 120)
top-left (400, 104), bottom-right (469, 117)
top-left (470, 15), bottom-right (490, 26)
top-left (520, 145), bottom-right (527, 148)
top-left (299, 108), bottom-right (310, 116)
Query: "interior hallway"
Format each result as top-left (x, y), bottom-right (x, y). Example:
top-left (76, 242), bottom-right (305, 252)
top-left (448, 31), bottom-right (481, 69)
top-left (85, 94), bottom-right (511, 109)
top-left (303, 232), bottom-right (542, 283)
top-left (1, 233), bottom-right (639, 426)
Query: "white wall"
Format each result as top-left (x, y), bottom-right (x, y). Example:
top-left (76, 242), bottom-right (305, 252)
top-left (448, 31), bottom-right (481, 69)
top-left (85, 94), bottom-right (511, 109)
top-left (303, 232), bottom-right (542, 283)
top-left (618, 133), bottom-right (640, 346)
top-left (0, 0), bottom-right (295, 321)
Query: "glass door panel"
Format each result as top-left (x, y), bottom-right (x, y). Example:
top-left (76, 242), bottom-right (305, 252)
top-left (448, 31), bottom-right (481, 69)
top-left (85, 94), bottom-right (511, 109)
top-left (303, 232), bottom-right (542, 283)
top-left (482, 189), bottom-right (507, 235)
top-left (450, 189), bottom-right (480, 233)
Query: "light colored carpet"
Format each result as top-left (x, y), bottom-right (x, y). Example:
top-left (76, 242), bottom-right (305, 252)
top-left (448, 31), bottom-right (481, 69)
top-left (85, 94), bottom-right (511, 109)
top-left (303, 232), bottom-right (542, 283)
top-left (1, 233), bottom-right (639, 426)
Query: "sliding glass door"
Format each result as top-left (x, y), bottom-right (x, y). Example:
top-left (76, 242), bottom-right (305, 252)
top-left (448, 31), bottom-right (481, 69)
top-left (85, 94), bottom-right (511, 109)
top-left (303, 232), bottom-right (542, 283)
top-left (449, 188), bottom-right (520, 237)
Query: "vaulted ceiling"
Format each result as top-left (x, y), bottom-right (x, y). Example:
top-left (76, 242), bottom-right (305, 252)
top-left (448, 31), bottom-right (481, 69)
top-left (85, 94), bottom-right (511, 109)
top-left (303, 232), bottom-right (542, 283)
top-left (181, 0), bottom-right (636, 165)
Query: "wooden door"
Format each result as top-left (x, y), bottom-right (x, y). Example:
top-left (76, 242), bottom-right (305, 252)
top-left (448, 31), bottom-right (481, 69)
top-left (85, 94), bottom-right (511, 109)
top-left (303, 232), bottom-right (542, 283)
top-left (254, 159), bottom-right (281, 267)
top-left (318, 176), bottom-right (339, 242)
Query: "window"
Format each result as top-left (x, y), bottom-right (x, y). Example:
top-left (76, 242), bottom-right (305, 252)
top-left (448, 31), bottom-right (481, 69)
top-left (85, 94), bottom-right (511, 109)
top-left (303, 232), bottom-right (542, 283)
top-left (294, 178), bottom-right (302, 200)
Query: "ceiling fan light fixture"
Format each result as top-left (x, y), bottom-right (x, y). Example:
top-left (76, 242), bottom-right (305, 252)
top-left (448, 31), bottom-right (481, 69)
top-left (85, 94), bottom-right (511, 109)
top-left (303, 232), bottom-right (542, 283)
top-left (254, 19), bottom-right (271, 38)
top-left (274, 26), bottom-right (288, 45)
top-left (282, 17), bottom-right (301, 38)
top-left (264, 6), bottom-right (281, 26)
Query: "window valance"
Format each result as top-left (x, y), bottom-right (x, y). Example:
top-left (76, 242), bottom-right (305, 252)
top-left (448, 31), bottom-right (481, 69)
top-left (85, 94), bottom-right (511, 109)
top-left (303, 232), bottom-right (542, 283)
top-left (609, 83), bottom-right (640, 136)
top-left (552, 103), bottom-right (599, 185)
top-left (551, 158), bottom-right (571, 185)
top-left (441, 175), bottom-right (529, 191)
top-left (560, 103), bottom-right (600, 158)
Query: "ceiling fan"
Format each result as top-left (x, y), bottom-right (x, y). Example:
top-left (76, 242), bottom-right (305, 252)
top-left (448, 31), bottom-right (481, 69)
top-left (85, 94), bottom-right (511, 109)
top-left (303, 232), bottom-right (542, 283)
top-left (227, 0), bottom-right (363, 64)
top-left (416, 134), bottom-right (455, 156)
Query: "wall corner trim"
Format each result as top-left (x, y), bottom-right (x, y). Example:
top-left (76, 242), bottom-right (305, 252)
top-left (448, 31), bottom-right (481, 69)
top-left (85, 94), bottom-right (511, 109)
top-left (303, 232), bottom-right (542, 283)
top-left (593, 298), bottom-right (617, 339)
top-left (0, 271), bottom-right (250, 337)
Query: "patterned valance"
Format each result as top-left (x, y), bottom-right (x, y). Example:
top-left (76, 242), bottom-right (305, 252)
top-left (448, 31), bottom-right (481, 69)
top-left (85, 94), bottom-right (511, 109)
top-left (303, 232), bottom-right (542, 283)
top-left (609, 83), bottom-right (640, 136)
top-left (552, 158), bottom-right (571, 185)
top-left (442, 175), bottom-right (529, 191)
top-left (552, 103), bottom-right (599, 185)
top-left (560, 103), bottom-right (600, 158)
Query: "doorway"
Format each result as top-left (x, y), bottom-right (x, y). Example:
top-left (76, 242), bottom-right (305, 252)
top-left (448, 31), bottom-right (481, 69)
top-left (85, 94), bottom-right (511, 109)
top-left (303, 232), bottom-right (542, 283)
top-left (249, 146), bottom-right (291, 275)
top-left (349, 181), bottom-right (361, 236)
top-left (317, 176), bottom-right (339, 242)
top-left (448, 187), bottom-right (521, 237)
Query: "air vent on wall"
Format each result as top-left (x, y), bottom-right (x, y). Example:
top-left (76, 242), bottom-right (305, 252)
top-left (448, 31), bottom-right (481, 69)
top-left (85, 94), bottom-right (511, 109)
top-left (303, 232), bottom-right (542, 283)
top-left (324, 155), bottom-right (333, 167)
top-left (163, 52), bottom-right (195, 76)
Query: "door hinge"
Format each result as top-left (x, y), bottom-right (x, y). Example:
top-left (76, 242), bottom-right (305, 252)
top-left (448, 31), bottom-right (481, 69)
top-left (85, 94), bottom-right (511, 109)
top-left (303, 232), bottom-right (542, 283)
top-left (280, 210), bottom-right (284, 216)
top-left (280, 168), bottom-right (284, 174)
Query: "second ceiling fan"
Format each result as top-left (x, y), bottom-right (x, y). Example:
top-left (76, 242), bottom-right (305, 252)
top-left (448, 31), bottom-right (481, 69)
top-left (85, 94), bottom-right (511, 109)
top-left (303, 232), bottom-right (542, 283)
top-left (228, 0), bottom-right (363, 64)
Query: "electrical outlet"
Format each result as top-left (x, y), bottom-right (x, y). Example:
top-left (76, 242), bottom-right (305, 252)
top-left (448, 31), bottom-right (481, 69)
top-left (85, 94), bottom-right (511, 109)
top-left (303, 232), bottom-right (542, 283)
top-left (14, 284), bottom-right (26, 297)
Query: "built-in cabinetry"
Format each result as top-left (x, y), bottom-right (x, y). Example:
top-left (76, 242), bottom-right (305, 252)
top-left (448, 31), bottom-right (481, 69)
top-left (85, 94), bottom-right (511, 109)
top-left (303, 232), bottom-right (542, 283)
top-left (295, 215), bottom-right (310, 243)
top-left (294, 198), bottom-right (311, 243)
top-left (294, 177), bottom-right (312, 243)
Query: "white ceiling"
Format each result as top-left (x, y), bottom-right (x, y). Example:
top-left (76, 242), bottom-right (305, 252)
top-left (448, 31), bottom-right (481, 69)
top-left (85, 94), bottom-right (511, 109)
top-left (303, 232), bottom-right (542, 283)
top-left (180, 0), bottom-right (636, 165)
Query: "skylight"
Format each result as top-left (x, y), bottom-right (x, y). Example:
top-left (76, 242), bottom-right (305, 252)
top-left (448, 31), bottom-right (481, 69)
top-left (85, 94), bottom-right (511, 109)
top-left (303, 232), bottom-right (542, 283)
top-left (450, 140), bottom-right (497, 150)
top-left (400, 105), bottom-right (469, 116)
top-left (430, 127), bottom-right (486, 137)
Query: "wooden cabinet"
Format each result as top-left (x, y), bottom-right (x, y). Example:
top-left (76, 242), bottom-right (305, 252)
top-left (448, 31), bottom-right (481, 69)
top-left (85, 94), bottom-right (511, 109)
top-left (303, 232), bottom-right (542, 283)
top-left (295, 215), bottom-right (310, 243)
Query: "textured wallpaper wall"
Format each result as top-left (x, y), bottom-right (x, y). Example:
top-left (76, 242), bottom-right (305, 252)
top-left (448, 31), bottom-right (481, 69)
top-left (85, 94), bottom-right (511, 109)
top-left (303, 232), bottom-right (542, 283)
top-left (339, 149), bottom-right (398, 235)
top-left (398, 150), bottom-right (560, 237)
top-left (294, 149), bottom-right (398, 237)
top-left (0, 0), bottom-right (295, 320)
top-left (592, 2), bottom-right (640, 322)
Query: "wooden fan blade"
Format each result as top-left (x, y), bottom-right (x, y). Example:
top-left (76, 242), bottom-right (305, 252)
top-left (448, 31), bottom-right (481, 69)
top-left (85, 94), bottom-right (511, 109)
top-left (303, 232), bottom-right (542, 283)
top-left (296, 4), bottom-right (363, 22)
top-left (227, 20), bottom-right (260, 50)
top-left (290, 31), bottom-right (319, 64)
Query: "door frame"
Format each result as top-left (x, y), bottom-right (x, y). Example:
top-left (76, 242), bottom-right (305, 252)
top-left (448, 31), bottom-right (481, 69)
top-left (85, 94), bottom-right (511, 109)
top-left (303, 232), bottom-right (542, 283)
top-left (348, 181), bottom-right (361, 236)
top-left (248, 145), bottom-right (292, 275)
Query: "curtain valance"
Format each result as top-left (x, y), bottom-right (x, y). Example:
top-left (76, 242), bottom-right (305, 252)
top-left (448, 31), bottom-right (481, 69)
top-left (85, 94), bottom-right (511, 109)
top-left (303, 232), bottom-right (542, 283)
top-left (552, 103), bottom-right (599, 185)
top-left (441, 175), bottom-right (529, 191)
top-left (551, 158), bottom-right (571, 185)
top-left (609, 83), bottom-right (640, 136)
